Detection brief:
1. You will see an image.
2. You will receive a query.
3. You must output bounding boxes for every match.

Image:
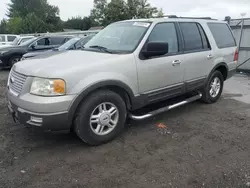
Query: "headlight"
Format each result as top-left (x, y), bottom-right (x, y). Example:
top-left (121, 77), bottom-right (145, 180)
top-left (30, 77), bottom-right (66, 96)
top-left (20, 57), bottom-right (25, 61)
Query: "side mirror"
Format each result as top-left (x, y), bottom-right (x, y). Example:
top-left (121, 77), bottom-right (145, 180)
top-left (142, 42), bottom-right (169, 58)
top-left (31, 44), bottom-right (36, 50)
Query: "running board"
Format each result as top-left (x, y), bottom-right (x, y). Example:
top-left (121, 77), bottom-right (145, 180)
top-left (129, 92), bottom-right (202, 120)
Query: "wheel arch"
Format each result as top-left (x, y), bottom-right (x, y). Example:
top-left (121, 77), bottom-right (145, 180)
top-left (209, 62), bottom-right (229, 81)
top-left (68, 80), bottom-right (136, 123)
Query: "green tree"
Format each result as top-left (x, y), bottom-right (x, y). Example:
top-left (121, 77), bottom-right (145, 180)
top-left (0, 19), bottom-right (8, 34)
top-left (90, 0), bottom-right (162, 26)
top-left (7, 0), bottom-right (62, 33)
top-left (90, 0), bottom-right (107, 26)
top-left (156, 8), bottom-right (164, 17)
top-left (104, 0), bottom-right (128, 25)
top-left (64, 16), bottom-right (92, 30)
top-left (6, 17), bottom-right (22, 34)
top-left (19, 13), bottom-right (49, 33)
top-left (127, 0), bottom-right (158, 19)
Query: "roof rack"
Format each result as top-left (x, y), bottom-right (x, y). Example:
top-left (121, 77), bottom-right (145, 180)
top-left (153, 15), bottom-right (216, 20)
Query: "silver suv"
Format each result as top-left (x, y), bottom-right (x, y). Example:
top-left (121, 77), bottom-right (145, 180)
top-left (7, 17), bottom-right (238, 145)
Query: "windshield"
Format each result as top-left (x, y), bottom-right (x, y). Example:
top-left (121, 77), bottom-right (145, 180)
top-left (58, 37), bottom-right (80, 50)
top-left (20, 37), bottom-right (38, 46)
top-left (75, 35), bottom-right (95, 48)
top-left (84, 21), bottom-right (151, 53)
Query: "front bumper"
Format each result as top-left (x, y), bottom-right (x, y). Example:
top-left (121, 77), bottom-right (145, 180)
top-left (7, 91), bottom-right (76, 131)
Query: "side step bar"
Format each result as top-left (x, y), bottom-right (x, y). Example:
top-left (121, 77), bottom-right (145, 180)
top-left (129, 92), bottom-right (202, 120)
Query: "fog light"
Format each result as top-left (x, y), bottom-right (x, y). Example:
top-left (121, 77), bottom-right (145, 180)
top-left (30, 116), bottom-right (43, 123)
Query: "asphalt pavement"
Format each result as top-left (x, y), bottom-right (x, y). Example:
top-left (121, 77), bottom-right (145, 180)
top-left (0, 70), bottom-right (250, 188)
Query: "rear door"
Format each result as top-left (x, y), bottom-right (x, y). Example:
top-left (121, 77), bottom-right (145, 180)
top-left (179, 22), bottom-right (213, 91)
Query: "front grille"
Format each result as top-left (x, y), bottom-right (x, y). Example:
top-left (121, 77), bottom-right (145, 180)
top-left (9, 70), bottom-right (27, 95)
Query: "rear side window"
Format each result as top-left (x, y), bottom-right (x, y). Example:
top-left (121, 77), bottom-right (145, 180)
top-left (180, 23), bottom-right (205, 51)
top-left (20, 38), bottom-right (33, 44)
top-left (50, 37), bottom-right (65, 45)
top-left (207, 23), bottom-right (236, 48)
top-left (7, 35), bottom-right (17, 42)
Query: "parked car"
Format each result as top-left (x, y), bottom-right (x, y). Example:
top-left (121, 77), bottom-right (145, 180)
top-left (0, 35), bottom-right (73, 68)
top-left (0, 34), bottom-right (19, 46)
top-left (7, 17), bottom-right (237, 145)
top-left (21, 35), bottom-right (95, 60)
top-left (11, 36), bottom-right (35, 46)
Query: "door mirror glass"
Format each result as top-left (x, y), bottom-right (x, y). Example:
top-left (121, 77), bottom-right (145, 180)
top-left (142, 42), bottom-right (169, 58)
top-left (30, 43), bottom-right (36, 50)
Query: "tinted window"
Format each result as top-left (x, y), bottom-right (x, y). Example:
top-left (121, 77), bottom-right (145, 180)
top-left (208, 23), bottom-right (236, 48)
top-left (180, 23), bottom-right (203, 51)
top-left (36, 38), bottom-right (50, 46)
top-left (148, 23), bottom-right (178, 53)
top-left (50, 37), bottom-right (66, 45)
top-left (75, 35), bottom-right (94, 49)
top-left (7, 35), bottom-right (17, 42)
top-left (20, 37), bottom-right (33, 44)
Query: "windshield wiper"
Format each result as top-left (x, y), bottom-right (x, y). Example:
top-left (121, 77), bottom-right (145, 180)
top-left (88, 45), bottom-right (113, 54)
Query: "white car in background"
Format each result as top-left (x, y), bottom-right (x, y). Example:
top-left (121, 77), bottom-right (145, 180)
top-left (11, 36), bottom-right (34, 46)
top-left (0, 34), bottom-right (19, 46)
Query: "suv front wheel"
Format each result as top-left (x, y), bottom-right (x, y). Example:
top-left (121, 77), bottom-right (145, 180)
top-left (74, 89), bottom-right (127, 145)
top-left (201, 70), bottom-right (224, 103)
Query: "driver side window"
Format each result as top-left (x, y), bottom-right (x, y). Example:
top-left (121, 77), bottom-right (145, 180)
top-left (34, 38), bottom-right (50, 46)
top-left (147, 23), bottom-right (178, 54)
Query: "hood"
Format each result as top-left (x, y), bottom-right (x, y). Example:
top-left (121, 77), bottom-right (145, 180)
top-left (0, 45), bottom-right (24, 52)
top-left (13, 50), bottom-right (124, 77)
top-left (0, 44), bottom-right (14, 49)
top-left (23, 49), bottom-right (55, 58)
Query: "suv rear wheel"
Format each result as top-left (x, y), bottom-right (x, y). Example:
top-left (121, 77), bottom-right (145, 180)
top-left (201, 70), bottom-right (224, 103)
top-left (74, 89), bottom-right (127, 145)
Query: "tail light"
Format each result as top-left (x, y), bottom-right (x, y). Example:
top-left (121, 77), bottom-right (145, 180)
top-left (234, 48), bottom-right (239, 62)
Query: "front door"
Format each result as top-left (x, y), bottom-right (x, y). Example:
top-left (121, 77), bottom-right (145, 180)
top-left (136, 22), bottom-right (185, 100)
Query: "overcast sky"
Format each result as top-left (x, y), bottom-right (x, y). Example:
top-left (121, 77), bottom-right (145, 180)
top-left (0, 0), bottom-right (250, 21)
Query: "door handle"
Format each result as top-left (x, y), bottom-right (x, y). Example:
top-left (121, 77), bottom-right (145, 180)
top-left (207, 54), bottom-right (213, 60)
top-left (172, 60), bottom-right (181, 66)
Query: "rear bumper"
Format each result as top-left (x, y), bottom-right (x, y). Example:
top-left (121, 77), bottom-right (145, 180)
top-left (227, 69), bottom-right (236, 79)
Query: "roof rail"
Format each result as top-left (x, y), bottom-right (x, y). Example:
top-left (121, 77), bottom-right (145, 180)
top-left (178, 16), bottom-right (216, 20)
top-left (153, 15), bottom-right (216, 20)
top-left (152, 15), bottom-right (178, 18)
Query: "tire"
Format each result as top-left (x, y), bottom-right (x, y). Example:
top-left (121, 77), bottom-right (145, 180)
top-left (74, 89), bottom-right (127, 146)
top-left (200, 70), bottom-right (224, 103)
top-left (9, 56), bottom-right (21, 67)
